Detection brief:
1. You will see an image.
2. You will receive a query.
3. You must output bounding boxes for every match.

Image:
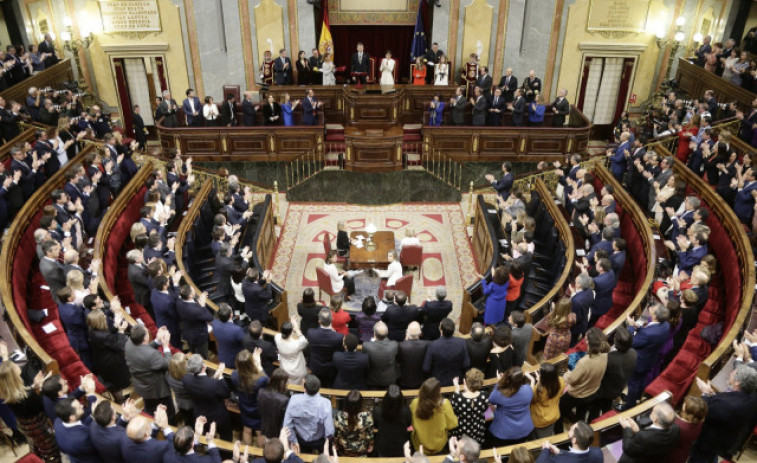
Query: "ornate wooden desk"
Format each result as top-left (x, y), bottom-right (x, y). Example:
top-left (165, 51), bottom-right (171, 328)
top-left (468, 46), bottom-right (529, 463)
top-left (343, 126), bottom-right (404, 172)
top-left (349, 231), bottom-right (395, 269)
top-left (342, 85), bottom-right (404, 126)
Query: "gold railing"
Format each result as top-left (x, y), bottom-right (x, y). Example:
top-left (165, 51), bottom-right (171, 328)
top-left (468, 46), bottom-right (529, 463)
top-left (283, 143), bottom-right (328, 190)
top-left (421, 143), bottom-right (464, 190)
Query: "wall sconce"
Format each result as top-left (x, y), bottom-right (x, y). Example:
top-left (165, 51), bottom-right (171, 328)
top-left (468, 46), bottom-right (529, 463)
top-left (654, 16), bottom-right (687, 81)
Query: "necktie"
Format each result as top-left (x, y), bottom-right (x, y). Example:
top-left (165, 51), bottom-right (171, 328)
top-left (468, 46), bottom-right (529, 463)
top-left (494, 97), bottom-right (498, 106)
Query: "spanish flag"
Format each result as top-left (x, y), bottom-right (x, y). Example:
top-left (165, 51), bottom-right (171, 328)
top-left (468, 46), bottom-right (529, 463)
top-left (318, 0), bottom-right (334, 58)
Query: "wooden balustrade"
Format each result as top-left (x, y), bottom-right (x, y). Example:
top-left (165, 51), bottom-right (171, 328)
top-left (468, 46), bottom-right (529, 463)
top-left (0, 59), bottom-right (74, 105)
top-left (0, 144), bottom-right (94, 376)
top-left (675, 58), bottom-right (755, 109)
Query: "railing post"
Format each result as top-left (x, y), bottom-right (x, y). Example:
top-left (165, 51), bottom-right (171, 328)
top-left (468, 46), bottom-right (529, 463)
top-left (468, 181), bottom-right (475, 224)
top-left (273, 181), bottom-right (280, 225)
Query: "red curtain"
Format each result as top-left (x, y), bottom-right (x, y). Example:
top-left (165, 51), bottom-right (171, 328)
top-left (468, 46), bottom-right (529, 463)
top-left (155, 57), bottom-right (167, 92)
top-left (112, 59), bottom-right (135, 137)
top-left (577, 57), bottom-right (592, 111)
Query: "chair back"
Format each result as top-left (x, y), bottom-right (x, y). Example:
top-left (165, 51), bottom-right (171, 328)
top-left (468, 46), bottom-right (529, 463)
top-left (394, 274), bottom-right (414, 298)
top-left (400, 245), bottom-right (423, 267)
top-left (368, 57), bottom-right (376, 83)
top-left (315, 266), bottom-right (335, 296)
top-left (323, 234), bottom-right (332, 256)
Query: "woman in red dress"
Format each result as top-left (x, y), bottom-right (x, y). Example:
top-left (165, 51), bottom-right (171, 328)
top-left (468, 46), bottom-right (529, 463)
top-left (413, 57), bottom-right (426, 85)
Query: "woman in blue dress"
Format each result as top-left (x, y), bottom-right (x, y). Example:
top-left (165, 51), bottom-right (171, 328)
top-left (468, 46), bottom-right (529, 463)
top-left (428, 94), bottom-right (445, 126)
top-left (479, 265), bottom-right (510, 326)
top-left (231, 348), bottom-right (269, 444)
top-left (280, 93), bottom-right (301, 127)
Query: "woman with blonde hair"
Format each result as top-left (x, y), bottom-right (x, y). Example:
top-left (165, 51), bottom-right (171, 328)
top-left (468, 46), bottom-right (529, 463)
top-left (0, 343), bottom-right (60, 462)
top-left (232, 348), bottom-right (268, 445)
top-left (86, 308), bottom-right (130, 402)
top-left (67, 269), bottom-right (94, 305)
top-left (321, 53), bottom-right (336, 85)
top-left (130, 222), bottom-right (147, 243)
top-left (400, 227), bottom-right (420, 250)
top-left (165, 352), bottom-right (194, 425)
top-left (410, 377), bottom-right (458, 454)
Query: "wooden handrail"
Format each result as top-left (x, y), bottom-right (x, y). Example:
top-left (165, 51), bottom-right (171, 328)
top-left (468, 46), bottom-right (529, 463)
top-left (0, 127), bottom-right (36, 161)
top-left (591, 164), bottom-right (657, 337)
top-left (0, 144), bottom-right (95, 375)
top-left (0, 59), bottom-right (73, 105)
top-left (94, 161), bottom-right (154, 324)
top-left (675, 58), bottom-right (756, 110)
top-left (655, 146), bottom-right (756, 395)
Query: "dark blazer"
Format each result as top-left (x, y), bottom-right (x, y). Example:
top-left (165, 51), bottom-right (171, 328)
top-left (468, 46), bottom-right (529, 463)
top-left (382, 304), bottom-right (420, 342)
top-left (498, 75), bottom-right (518, 102)
top-left (88, 328), bottom-right (130, 390)
top-left (182, 373), bottom-right (231, 429)
top-left (535, 447), bottom-right (603, 463)
top-left (151, 289), bottom-right (181, 349)
top-left (596, 348), bottom-right (637, 400)
top-left (40, 256), bottom-right (67, 303)
top-left (587, 239), bottom-right (613, 264)
top-left (332, 350), bottom-right (370, 389)
top-left (398, 339), bottom-right (429, 388)
top-left (297, 302), bottom-right (323, 335)
top-left (302, 97), bottom-right (319, 126)
top-left (350, 52), bottom-right (370, 74)
top-left (306, 327), bottom-right (344, 379)
top-left (120, 429), bottom-right (174, 463)
top-left (552, 97), bottom-right (570, 127)
top-left (54, 415), bottom-right (103, 463)
top-left (251, 455), bottom-right (303, 463)
top-left (610, 250), bottom-right (627, 276)
top-left (219, 100), bottom-right (237, 126)
top-left (511, 96), bottom-right (526, 126)
top-left (262, 102), bottom-right (282, 126)
top-left (618, 425), bottom-right (680, 463)
top-left (466, 337), bottom-right (493, 372)
top-left (693, 390), bottom-right (757, 459)
top-left (128, 263), bottom-right (151, 307)
top-left (363, 339), bottom-right (399, 387)
top-left (38, 40), bottom-right (59, 67)
top-left (273, 56), bottom-right (293, 85)
top-left (214, 254), bottom-right (237, 300)
top-left (476, 74), bottom-right (493, 99)
top-left (570, 289), bottom-right (594, 341)
top-left (629, 322), bottom-right (670, 374)
top-left (472, 96), bottom-right (488, 126)
top-left (591, 270), bottom-right (617, 317)
top-left (241, 99), bottom-right (257, 126)
top-left (258, 388), bottom-right (290, 440)
top-left (451, 96), bottom-right (466, 125)
top-left (488, 94), bottom-right (506, 126)
top-left (163, 448), bottom-right (222, 463)
top-left (211, 319), bottom-right (245, 366)
top-left (181, 97), bottom-right (202, 126)
top-left (242, 279), bottom-right (273, 323)
top-left (89, 419), bottom-right (126, 463)
top-left (677, 245), bottom-right (707, 274)
top-left (124, 340), bottom-right (172, 400)
top-left (491, 172), bottom-right (514, 201)
top-left (176, 298), bottom-right (213, 347)
top-left (419, 300), bottom-right (453, 340)
top-left (423, 336), bottom-right (470, 386)
top-left (241, 335), bottom-right (278, 376)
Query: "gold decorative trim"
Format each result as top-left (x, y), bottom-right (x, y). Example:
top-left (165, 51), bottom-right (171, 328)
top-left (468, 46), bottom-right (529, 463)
top-left (589, 30), bottom-right (638, 39)
top-left (392, 105), bottom-right (398, 121)
top-left (397, 144), bottom-right (402, 161)
top-left (104, 31), bottom-right (158, 40)
top-left (472, 135), bottom-right (478, 153)
top-left (337, 98), bottom-right (342, 110)
top-left (174, 136), bottom-right (180, 149)
top-left (269, 134), bottom-right (276, 152)
top-left (346, 145), bottom-right (351, 161)
top-left (405, 98), bottom-right (410, 110)
top-left (519, 137), bottom-right (526, 153)
top-left (566, 137), bottom-right (573, 153)
top-left (350, 106), bottom-right (354, 121)
top-left (221, 137), bottom-right (227, 153)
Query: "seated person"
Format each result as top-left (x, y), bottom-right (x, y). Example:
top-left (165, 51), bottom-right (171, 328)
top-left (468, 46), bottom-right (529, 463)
top-left (375, 250), bottom-right (403, 298)
top-left (324, 250), bottom-right (355, 297)
top-left (335, 221), bottom-right (353, 258)
top-left (399, 227), bottom-right (420, 251)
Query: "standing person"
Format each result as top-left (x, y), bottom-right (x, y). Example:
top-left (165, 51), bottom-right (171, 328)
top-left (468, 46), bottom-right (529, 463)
top-left (241, 91), bottom-right (259, 126)
top-left (156, 90), bottom-right (178, 128)
top-left (274, 320), bottom-right (309, 385)
top-left (242, 268), bottom-right (273, 325)
top-left (124, 326), bottom-right (175, 419)
top-left (617, 402), bottom-right (681, 463)
top-left (488, 88), bottom-right (506, 126)
top-left (356, 296), bottom-right (380, 343)
top-left (165, 353), bottom-right (194, 426)
top-left (350, 43), bottom-right (370, 84)
top-left (321, 53), bottom-right (336, 86)
top-left (412, 57), bottom-right (426, 85)
top-left (410, 377), bottom-right (458, 455)
top-left (424, 42), bottom-right (444, 85)
top-left (528, 95), bottom-right (546, 126)
top-left (419, 286), bottom-right (453, 340)
top-left (220, 93), bottom-right (237, 127)
top-left (309, 48), bottom-right (323, 85)
top-left (258, 368), bottom-right (290, 446)
top-left (623, 305), bottom-right (671, 410)
top-left (86, 309), bottom-right (130, 403)
top-left (202, 96), bottom-right (220, 126)
top-left (259, 50), bottom-right (274, 85)
top-left (498, 67), bottom-right (518, 103)
top-left (262, 94), bottom-right (282, 126)
top-left (488, 367), bottom-right (535, 446)
top-left (283, 374), bottom-right (334, 454)
top-left (176, 284), bottom-right (213, 359)
top-left (476, 66), bottom-right (493, 100)
top-left (471, 86), bottom-right (487, 126)
top-left (478, 266), bottom-right (510, 326)
top-left (450, 86), bottom-right (466, 125)
top-left (380, 50), bottom-right (396, 86)
top-left (434, 55), bottom-right (449, 86)
top-left (449, 369), bottom-right (489, 445)
top-left (273, 49), bottom-right (292, 85)
top-left (232, 348), bottom-right (269, 445)
top-left (428, 94), bottom-right (445, 126)
top-left (666, 396), bottom-right (707, 463)
top-left (38, 33), bottom-right (59, 67)
top-left (535, 421), bottom-right (603, 463)
top-left (551, 89), bottom-right (570, 127)
top-left (301, 89), bottom-right (322, 126)
top-left (182, 89), bottom-right (201, 126)
top-left (373, 385), bottom-right (412, 457)
top-left (486, 325), bottom-right (515, 378)
top-left (333, 333), bottom-right (370, 390)
top-left (182, 354), bottom-right (232, 440)
top-left (330, 295), bottom-right (351, 336)
top-left (295, 51), bottom-right (311, 85)
top-left (297, 288), bottom-right (324, 336)
top-left (527, 363), bottom-right (564, 438)
top-left (362, 322), bottom-right (399, 389)
top-left (280, 94), bottom-right (300, 127)
top-left (132, 105), bottom-right (148, 151)
top-left (423, 319), bottom-right (470, 387)
top-left (334, 390), bottom-right (374, 456)
top-left (485, 162), bottom-right (514, 201)
top-left (508, 89), bottom-right (526, 126)
top-left (305, 308), bottom-right (344, 388)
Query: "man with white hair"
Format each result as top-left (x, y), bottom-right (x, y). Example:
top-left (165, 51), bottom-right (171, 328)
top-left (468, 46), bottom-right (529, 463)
top-left (398, 321), bottom-right (429, 388)
top-left (26, 87), bottom-right (41, 120)
top-left (552, 89), bottom-right (570, 127)
top-left (618, 402), bottom-right (680, 462)
top-left (38, 33), bottom-right (59, 67)
top-left (156, 90), bottom-right (178, 128)
top-left (363, 321), bottom-right (399, 388)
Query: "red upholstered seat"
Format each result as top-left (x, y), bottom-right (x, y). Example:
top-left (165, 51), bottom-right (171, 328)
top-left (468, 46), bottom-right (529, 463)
top-left (15, 453), bottom-right (45, 463)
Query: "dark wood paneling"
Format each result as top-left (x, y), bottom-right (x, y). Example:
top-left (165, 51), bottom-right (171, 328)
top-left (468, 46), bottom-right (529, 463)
top-left (1, 59), bottom-right (74, 104)
top-left (675, 58), bottom-right (755, 109)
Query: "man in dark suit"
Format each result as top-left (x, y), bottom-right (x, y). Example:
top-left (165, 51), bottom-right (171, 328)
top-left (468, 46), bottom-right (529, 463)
top-left (362, 321), bottom-right (399, 388)
top-left (498, 67), bottom-right (518, 103)
top-left (423, 318), bottom-right (470, 386)
top-left (450, 86), bottom-right (466, 125)
top-left (214, 242), bottom-right (251, 303)
top-left (306, 308), bottom-right (344, 387)
top-left (618, 402), bottom-right (680, 463)
top-left (220, 93), bottom-right (237, 126)
top-left (164, 424), bottom-right (221, 463)
top-left (466, 323), bottom-right (492, 372)
top-left (242, 268), bottom-right (274, 324)
top-left (508, 89), bottom-right (526, 126)
top-left (443, 436), bottom-right (482, 463)
top-left (471, 86), bottom-right (488, 126)
top-left (121, 412), bottom-right (174, 463)
top-left (487, 88), bottom-right (506, 126)
top-left (38, 33), bottom-right (59, 68)
top-left (309, 48), bottom-right (323, 85)
top-left (737, 98), bottom-right (757, 144)
top-left (39, 240), bottom-right (67, 304)
top-left (150, 275), bottom-right (182, 349)
top-left (176, 284), bottom-right (213, 359)
top-left (734, 167), bottom-right (757, 224)
top-left (570, 274), bottom-right (594, 345)
top-left (211, 303), bottom-right (245, 366)
top-left (126, 249), bottom-right (151, 309)
top-left (419, 286), bottom-right (453, 340)
top-left (535, 421), bottom-right (603, 463)
top-left (242, 320), bottom-right (278, 376)
top-left (132, 105), bottom-right (148, 151)
top-left (273, 49), bottom-right (293, 85)
top-left (607, 131), bottom-right (631, 182)
top-left (423, 42), bottom-right (443, 85)
top-left (181, 354), bottom-right (232, 440)
top-left (381, 291), bottom-right (419, 342)
top-left (181, 89), bottom-right (202, 126)
top-left (302, 89), bottom-right (322, 126)
top-left (609, 238), bottom-right (627, 276)
top-left (90, 400), bottom-right (139, 463)
top-left (485, 162), bottom-right (514, 201)
top-left (675, 231), bottom-right (708, 275)
top-left (241, 91), bottom-right (259, 126)
top-left (552, 89), bottom-right (570, 127)
top-left (587, 227), bottom-right (614, 264)
top-left (156, 90), bottom-right (178, 128)
top-left (350, 42), bottom-right (370, 83)
top-left (589, 258), bottom-right (616, 327)
top-left (54, 395), bottom-right (100, 463)
top-left (476, 67), bottom-right (493, 100)
top-left (623, 305), bottom-right (671, 410)
top-left (704, 90), bottom-right (719, 118)
top-left (398, 322), bottom-right (429, 388)
top-left (332, 333), bottom-right (370, 389)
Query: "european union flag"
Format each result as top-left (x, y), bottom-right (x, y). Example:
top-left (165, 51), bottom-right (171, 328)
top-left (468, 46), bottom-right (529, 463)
top-left (410, 1), bottom-right (427, 61)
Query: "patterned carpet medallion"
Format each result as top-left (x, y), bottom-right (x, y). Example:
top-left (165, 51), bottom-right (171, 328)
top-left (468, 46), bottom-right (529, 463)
top-left (271, 203), bottom-right (480, 320)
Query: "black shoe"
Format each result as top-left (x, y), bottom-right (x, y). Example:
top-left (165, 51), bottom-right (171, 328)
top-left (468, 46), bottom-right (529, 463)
top-left (11, 429), bottom-right (26, 444)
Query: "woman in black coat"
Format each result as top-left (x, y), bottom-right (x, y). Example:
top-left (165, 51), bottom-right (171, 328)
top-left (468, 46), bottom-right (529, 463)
top-left (86, 308), bottom-right (130, 402)
top-left (262, 94), bottom-right (282, 126)
top-left (296, 288), bottom-right (323, 336)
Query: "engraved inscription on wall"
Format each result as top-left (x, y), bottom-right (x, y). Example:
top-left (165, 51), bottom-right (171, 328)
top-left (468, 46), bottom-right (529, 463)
top-left (99, 0), bottom-right (162, 33)
top-left (587, 0), bottom-right (650, 33)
